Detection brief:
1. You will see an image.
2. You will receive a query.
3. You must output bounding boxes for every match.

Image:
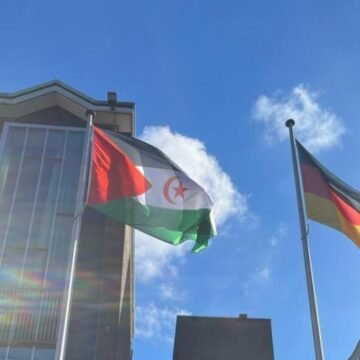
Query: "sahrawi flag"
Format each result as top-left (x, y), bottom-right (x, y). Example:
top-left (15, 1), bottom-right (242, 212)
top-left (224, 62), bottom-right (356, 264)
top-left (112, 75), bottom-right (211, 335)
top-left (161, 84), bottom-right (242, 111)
top-left (297, 140), bottom-right (360, 248)
top-left (87, 126), bottom-right (216, 253)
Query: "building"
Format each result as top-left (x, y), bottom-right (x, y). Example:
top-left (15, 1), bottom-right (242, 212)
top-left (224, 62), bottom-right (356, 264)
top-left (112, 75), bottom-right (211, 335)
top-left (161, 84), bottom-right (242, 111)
top-left (349, 341), bottom-right (360, 360)
top-left (173, 314), bottom-right (275, 360)
top-left (0, 81), bottom-right (135, 359)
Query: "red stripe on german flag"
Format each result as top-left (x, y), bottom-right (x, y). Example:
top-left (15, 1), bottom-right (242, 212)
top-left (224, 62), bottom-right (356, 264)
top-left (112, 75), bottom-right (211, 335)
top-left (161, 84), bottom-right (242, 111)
top-left (298, 141), bottom-right (360, 248)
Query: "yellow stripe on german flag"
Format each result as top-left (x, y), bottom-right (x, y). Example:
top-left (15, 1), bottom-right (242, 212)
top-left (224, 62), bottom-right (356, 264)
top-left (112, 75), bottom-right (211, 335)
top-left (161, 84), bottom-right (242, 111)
top-left (297, 140), bottom-right (360, 248)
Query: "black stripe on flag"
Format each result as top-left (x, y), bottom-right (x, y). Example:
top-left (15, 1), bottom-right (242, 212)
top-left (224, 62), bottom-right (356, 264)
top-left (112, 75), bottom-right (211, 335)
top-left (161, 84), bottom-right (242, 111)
top-left (296, 140), bottom-right (360, 212)
top-left (102, 129), bottom-right (181, 171)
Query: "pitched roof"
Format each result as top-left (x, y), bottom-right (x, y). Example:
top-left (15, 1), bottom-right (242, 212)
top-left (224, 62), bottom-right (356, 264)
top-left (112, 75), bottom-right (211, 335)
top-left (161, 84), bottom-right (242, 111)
top-left (0, 80), bottom-right (134, 109)
top-left (0, 80), bottom-right (135, 133)
top-left (349, 341), bottom-right (360, 360)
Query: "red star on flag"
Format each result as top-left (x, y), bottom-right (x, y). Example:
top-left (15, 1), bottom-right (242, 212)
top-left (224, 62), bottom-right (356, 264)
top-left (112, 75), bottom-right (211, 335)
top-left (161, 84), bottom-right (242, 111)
top-left (174, 181), bottom-right (188, 198)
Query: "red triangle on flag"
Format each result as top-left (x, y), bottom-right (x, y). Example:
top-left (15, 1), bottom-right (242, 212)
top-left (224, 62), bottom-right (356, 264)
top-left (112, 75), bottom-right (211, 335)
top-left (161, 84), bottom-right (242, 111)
top-left (88, 127), bottom-right (151, 205)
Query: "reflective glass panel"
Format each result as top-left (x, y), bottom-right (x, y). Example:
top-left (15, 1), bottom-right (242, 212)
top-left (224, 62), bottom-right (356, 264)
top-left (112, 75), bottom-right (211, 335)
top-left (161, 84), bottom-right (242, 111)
top-left (1, 247), bottom-right (24, 286)
top-left (0, 124), bottom-right (85, 350)
top-left (8, 347), bottom-right (31, 359)
top-left (0, 347), bottom-right (7, 357)
top-left (23, 249), bottom-right (47, 288)
top-left (34, 348), bottom-right (55, 360)
top-left (0, 127), bottom-right (26, 249)
top-left (57, 131), bottom-right (84, 215)
top-left (45, 217), bottom-right (73, 289)
top-left (7, 129), bottom-right (45, 247)
top-left (29, 131), bottom-right (65, 249)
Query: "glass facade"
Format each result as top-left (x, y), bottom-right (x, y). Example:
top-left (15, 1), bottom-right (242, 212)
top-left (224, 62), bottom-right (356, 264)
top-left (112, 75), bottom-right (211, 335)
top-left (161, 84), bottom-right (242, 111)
top-left (0, 123), bottom-right (85, 359)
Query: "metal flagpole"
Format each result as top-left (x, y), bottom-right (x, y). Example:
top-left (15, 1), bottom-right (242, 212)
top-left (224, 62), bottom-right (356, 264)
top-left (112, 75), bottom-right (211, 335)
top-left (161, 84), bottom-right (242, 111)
top-left (56, 109), bottom-right (95, 360)
top-left (286, 119), bottom-right (325, 360)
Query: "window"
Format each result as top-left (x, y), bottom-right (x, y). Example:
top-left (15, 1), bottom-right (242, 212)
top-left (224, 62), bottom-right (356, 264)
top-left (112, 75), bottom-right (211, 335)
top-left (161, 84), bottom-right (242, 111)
top-left (0, 123), bottom-right (86, 359)
top-left (34, 348), bottom-right (55, 359)
top-left (8, 347), bottom-right (32, 359)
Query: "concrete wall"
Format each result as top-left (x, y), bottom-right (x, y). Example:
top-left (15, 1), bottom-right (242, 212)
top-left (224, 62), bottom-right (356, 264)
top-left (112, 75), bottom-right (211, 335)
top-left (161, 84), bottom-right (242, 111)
top-left (173, 316), bottom-right (274, 360)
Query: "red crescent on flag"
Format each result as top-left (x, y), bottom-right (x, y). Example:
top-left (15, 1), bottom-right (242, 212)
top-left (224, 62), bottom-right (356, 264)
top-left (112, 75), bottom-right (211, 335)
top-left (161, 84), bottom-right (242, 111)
top-left (163, 176), bottom-right (177, 204)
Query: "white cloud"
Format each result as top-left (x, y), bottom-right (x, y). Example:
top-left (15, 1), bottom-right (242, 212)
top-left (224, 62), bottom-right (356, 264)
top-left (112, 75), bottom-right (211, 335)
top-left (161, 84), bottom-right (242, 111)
top-left (136, 126), bottom-right (248, 282)
top-left (276, 222), bottom-right (288, 238)
top-left (256, 265), bottom-right (271, 282)
top-left (252, 84), bottom-right (345, 153)
top-left (135, 230), bottom-right (191, 282)
top-left (140, 126), bottom-right (248, 225)
top-left (159, 282), bottom-right (186, 301)
top-left (269, 222), bottom-right (287, 248)
top-left (136, 302), bottom-right (190, 342)
top-left (244, 223), bottom-right (287, 295)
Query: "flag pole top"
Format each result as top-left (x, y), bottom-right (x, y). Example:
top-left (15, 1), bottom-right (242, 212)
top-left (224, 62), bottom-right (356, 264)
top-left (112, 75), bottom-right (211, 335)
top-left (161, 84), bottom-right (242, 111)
top-left (285, 119), bottom-right (295, 128)
top-left (85, 110), bottom-right (95, 127)
top-left (86, 109), bottom-right (95, 118)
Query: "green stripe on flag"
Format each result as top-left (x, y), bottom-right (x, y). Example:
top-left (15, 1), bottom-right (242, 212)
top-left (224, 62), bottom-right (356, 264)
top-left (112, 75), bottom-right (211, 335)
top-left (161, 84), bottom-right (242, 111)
top-left (90, 197), bottom-right (214, 252)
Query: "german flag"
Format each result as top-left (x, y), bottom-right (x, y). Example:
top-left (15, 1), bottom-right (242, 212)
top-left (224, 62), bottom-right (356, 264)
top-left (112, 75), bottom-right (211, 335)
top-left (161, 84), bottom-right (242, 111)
top-left (297, 140), bottom-right (360, 247)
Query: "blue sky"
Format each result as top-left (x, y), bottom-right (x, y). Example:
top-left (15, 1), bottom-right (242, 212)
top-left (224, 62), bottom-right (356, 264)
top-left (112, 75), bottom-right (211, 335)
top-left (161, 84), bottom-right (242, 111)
top-left (1, 0), bottom-right (360, 359)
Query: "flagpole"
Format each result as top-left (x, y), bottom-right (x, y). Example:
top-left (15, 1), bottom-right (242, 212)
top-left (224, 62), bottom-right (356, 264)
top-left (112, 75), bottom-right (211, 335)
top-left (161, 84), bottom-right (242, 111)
top-left (56, 109), bottom-right (95, 360)
top-left (286, 119), bottom-right (324, 360)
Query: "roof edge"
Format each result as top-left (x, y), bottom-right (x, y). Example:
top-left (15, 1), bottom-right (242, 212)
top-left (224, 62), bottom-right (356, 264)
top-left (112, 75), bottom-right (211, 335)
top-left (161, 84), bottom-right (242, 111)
top-left (0, 80), bottom-right (135, 109)
top-left (176, 315), bottom-right (272, 322)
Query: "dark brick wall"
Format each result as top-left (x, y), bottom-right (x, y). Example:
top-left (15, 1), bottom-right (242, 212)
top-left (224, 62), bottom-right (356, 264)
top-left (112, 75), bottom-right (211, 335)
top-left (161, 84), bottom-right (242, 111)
top-left (173, 316), bottom-right (274, 360)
